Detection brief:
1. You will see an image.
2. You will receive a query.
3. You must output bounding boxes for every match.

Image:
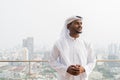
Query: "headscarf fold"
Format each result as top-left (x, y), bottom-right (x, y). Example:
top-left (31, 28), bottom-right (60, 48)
top-left (56, 16), bottom-right (83, 66)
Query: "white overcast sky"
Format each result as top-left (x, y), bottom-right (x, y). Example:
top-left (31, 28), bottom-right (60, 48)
top-left (0, 0), bottom-right (120, 49)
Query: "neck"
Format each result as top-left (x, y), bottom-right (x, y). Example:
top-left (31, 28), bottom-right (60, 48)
top-left (69, 33), bottom-right (80, 39)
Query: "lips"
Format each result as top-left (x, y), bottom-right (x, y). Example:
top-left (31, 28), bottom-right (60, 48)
top-left (77, 28), bottom-right (82, 32)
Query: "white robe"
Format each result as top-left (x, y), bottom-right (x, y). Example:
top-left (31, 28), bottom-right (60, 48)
top-left (49, 34), bottom-right (96, 80)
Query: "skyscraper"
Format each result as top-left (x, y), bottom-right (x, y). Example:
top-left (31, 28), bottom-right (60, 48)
top-left (23, 37), bottom-right (34, 59)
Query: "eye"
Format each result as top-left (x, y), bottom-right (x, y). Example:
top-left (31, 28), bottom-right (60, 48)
top-left (74, 22), bottom-right (82, 25)
top-left (80, 22), bottom-right (82, 25)
top-left (76, 22), bottom-right (79, 25)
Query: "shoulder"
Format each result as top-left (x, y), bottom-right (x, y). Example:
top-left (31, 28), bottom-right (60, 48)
top-left (55, 37), bottom-right (67, 45)
top-left (81, 39), bottom-right (93, 49)
top-left (52, 37), bottom-right (64, 48)
top-left (52, 37), bottom-right (69, 51)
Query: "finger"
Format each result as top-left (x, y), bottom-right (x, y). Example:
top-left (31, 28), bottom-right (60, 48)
top-left (71, 70), bottom-right (79, 74)
top-left (76, 64), bottom-right (81, 67)
top-left (71, 67), bottom-right (80, 71)
top-left (72, 70), bottom-right (80, 75)
top-left (70, 65), bottom-right (76, 67)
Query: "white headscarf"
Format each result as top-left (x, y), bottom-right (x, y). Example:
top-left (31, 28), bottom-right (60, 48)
top-left (56, 16), bottom-right (83, 66)
top-left (60, 16), bottom-right (83, 38)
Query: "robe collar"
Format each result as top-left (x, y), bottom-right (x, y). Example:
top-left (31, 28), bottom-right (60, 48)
top-left (66, 32), bottom-right (79, 41)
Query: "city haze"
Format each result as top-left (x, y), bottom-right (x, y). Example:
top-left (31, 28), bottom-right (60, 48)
top-left (0, 0), bottom-right (120, 49)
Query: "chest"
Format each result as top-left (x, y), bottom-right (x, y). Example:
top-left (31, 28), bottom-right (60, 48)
top-left (67, 41), bottom-right (87, 58)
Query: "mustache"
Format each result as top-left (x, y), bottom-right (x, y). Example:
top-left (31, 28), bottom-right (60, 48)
top-left (75, 30), bottom-right (82, 34)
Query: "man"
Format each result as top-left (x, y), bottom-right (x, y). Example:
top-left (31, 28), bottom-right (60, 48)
top-left (49, 16), bottom-right (96, 80)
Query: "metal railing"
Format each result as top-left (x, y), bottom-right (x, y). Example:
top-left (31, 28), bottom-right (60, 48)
top-left (0, 60), bottom-right (120, 80)
top-left (0, 59), bottom-right (120, 74)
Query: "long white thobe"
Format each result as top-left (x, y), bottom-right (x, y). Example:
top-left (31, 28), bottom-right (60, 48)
top-left (49, 34), bottom-right (96, 80)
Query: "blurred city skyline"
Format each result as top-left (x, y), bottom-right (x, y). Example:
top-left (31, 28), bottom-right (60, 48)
top-left (0, 0), bottom-right (120, 49)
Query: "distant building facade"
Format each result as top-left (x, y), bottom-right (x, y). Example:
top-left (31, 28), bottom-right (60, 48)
top-left (22, 37), bottom-right (34, 59)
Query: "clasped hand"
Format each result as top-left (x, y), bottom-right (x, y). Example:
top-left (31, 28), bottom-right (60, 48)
top-left (67, 65), bottom-right (85, 76)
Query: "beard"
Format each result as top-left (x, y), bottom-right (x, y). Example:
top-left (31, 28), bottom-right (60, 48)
top-left (75, 29), bottom-right (82, 34)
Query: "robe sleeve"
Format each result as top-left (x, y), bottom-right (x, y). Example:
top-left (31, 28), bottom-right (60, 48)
top-left (49, 44), bottom-right (70, 78)
top-left (82, 43), bottom-right (96, 77)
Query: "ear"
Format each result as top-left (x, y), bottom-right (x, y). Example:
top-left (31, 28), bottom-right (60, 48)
top-left (67, 22), bottom-right (72, 29)
top-left (67, 24), bottom-right (69, 29)
top-left (67, 23), bottom-right (71, 29)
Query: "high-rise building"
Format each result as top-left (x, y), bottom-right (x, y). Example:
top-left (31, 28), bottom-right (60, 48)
top-left (108, 43), bottom-right (119, 54)
top-left (22, 37), bottom-right (34, 59)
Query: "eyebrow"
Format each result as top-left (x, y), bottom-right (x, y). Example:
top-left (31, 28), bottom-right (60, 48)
top-left (73, 20), bottom-right (82, 24)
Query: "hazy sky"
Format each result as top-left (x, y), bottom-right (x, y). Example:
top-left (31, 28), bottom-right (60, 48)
top-left (0, 0), bottom-right (120, 49)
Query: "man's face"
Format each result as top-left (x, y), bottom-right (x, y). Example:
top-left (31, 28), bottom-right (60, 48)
top-left (67, 19), bottom-right (82, 34)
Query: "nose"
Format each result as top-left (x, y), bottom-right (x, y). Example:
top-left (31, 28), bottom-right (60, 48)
top-left (78, 26), bottom-right (82, 29)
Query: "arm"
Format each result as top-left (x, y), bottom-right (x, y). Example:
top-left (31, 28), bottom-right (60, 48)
top-left (49, 44), bottom-right (68, 77)
top-left (83, 43), bottom-right (96, 77)
top-left (49, 43), bottom-right (82, 77)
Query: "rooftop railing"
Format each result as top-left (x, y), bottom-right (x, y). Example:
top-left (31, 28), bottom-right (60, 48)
top-left (0, 60), bottom-right (120, 80)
